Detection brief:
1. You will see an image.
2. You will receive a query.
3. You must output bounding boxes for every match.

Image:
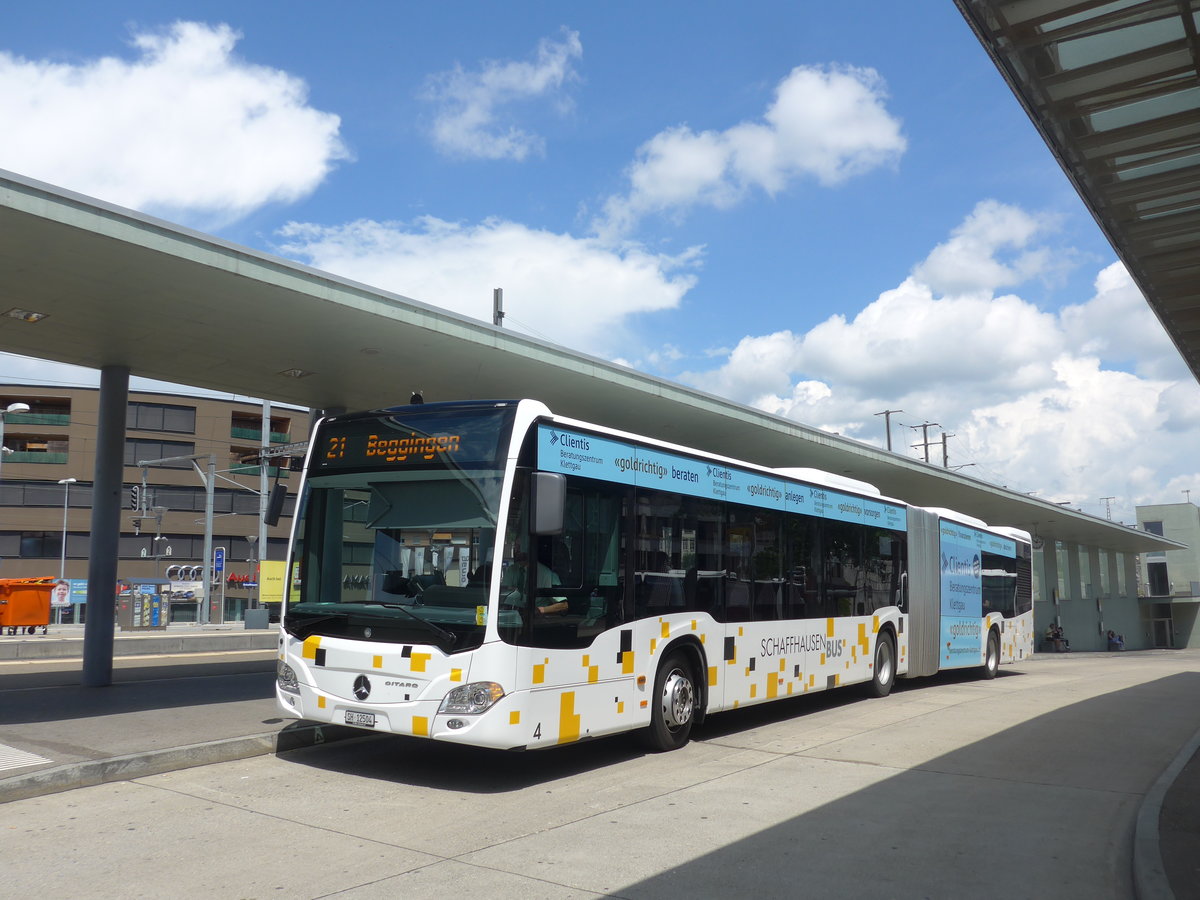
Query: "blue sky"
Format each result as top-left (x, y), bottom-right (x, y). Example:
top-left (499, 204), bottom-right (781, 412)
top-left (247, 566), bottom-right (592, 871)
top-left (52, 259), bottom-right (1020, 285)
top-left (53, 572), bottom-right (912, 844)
top-left (2, 3), bottom-right (1197, 523)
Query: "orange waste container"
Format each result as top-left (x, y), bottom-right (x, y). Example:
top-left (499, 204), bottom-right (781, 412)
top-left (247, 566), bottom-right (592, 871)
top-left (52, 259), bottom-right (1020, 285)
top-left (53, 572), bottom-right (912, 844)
top-left (0, 577), bottom-right (55, 635)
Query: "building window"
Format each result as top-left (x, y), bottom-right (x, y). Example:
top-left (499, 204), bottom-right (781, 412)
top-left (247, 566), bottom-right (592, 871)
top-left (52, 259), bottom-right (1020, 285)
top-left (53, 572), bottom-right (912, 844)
top-left (1146, 561), bottom-right (1170, 597)
top-left (128, 402), bottom-right (196, 434)
top-left (1142, 521), bottom-right (1166, 559)
top-left (0, 398), bottom-right (70, 426)
top-left (20, 532), bottom-right (63, 558)
top-left (230, 412), bottom-right (292, 443)
top-left (4, 434), bottom-right (68, 464)
top-left (1, 481), bottom-right (93, 507)
top-left (228, 445), bottom-right (290, 479)
top-left (125, 438), bottom-right (195, 468)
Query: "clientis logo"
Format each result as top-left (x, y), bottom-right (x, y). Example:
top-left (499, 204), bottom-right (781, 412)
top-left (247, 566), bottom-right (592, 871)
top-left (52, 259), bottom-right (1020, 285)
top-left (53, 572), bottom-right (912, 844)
top-left (941, 553), bottom-right (982, 577)
top-left (548, 430), bottom-right (590, 450)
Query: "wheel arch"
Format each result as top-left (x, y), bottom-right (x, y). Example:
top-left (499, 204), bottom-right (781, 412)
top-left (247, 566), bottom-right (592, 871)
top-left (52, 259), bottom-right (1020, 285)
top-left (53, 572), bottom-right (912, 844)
top-left (658, 635), bottom-right (709, 725)
top-left (988, 622), bottom-right (1003, 659)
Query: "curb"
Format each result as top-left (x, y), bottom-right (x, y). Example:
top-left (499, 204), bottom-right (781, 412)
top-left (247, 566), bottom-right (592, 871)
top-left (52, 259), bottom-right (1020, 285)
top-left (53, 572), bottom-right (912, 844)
top-left (1133, 723), bottom-right (1200, 900)
top-left (0, 632), bottom-right (279, 661)
top-left (0, 723), bottom-right (376, 805)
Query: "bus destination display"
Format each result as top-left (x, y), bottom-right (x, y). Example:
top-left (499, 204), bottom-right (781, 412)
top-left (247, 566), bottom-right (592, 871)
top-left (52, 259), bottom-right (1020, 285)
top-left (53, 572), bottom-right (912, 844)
top-left (316, 406), bottom-right (516, 472)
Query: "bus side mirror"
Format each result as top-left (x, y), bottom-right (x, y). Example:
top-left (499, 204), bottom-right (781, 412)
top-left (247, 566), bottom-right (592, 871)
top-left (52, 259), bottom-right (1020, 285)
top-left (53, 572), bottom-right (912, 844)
top-left (531, 472), bottom-right (566, 535)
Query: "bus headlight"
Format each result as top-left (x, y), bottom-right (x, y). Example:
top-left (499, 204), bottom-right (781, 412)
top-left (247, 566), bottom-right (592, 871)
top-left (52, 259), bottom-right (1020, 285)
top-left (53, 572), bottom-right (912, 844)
top-left (439, 682), bottom-right (504, 715)
top-left (277, 660), bottom-right (300, 694)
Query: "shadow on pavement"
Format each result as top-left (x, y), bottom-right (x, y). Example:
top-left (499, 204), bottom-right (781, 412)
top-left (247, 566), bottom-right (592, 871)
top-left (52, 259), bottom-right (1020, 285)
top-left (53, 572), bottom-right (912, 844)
top-left (611, 671), bottom-right (1200, 900)
top-left (0, 666), bottom-right (276, 726)
top-left (277, 668), bottom-right (1198, 898)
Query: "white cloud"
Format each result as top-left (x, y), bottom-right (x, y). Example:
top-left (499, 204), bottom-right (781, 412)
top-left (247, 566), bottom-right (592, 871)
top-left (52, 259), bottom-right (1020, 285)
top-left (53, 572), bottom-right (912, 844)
top-left (276, 216), bottom-right (698, 354)
top-left (422, 29), bottom-right (582, 161)
top-left (1059, 261), bottom-right (1185, 380)
top-left (910, 199), bottom-right (1059, 296)
top-left (596, 64), bottom-right (906, 237)
top-left (0, 21), bottom-right (348, 225)
top-left (956, 357), bottom-right (1171, 501)
top-left (674, 201), bottom-right (1200, 523)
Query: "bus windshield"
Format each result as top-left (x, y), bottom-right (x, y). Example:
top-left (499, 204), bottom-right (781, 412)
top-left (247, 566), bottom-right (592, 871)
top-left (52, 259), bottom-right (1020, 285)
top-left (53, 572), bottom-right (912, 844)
top-left (284, 403), bottom-right (517, 652)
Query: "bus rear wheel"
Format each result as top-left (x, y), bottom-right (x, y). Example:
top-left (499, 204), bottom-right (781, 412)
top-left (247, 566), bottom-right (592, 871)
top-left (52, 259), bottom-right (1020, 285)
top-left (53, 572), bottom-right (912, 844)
top-left (644, 651), bottom-right (696, 752)
top-left (867, 632), bottom-right (896, 698)
top-left (983, 630), bottom-right (1000, 680)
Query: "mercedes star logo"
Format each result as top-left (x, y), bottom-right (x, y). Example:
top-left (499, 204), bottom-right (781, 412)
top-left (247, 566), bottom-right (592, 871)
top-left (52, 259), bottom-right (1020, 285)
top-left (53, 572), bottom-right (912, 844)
top-left (353, 675), bottom-right (371, 701)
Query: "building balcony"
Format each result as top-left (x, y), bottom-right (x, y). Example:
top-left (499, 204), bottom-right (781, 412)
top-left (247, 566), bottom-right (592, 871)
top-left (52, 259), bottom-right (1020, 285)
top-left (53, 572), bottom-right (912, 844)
top-left (230, 427), bottom-right (291, 443)
top-left (7, 412), bottom-right (70, 426)
top-left (4, 451), bottom-right (68, 464)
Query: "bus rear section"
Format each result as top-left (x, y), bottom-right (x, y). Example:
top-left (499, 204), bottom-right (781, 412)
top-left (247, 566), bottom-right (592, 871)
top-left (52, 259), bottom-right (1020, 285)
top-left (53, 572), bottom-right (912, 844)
top-left (905, 508), bottom-right (1033, 679)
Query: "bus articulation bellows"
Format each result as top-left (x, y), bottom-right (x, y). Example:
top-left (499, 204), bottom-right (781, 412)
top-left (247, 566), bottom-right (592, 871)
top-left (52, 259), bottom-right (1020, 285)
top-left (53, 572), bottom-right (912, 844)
top-left (276, 399), bottom-right (1033, 751)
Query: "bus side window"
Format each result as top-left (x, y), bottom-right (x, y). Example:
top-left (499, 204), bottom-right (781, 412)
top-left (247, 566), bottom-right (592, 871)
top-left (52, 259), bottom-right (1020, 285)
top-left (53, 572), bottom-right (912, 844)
top-left (785, 513), bottom-right (821, 619)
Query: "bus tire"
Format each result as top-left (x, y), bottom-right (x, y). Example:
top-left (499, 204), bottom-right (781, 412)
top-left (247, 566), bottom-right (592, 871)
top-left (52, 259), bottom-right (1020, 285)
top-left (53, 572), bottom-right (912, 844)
top-left (983, 629), bottom-right (1000, 680)
top-left (644, 650), bottom-right (696, 752)
top-left (867, 632), bottom-right (896, 698)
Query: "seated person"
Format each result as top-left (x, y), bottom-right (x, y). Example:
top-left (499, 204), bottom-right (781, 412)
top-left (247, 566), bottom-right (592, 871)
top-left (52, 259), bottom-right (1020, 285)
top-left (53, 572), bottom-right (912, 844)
top-left (1107, 630), bottom-right (1124, 650)
top-left (503, 537), bottom-right (567, 615)
top-left (1044, 623), bottom-right (1069, 651)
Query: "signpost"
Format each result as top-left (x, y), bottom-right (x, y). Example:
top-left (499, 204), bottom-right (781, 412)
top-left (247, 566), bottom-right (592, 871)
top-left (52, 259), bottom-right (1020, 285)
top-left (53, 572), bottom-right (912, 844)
top-left (211, 546), bottom-right (226, 625)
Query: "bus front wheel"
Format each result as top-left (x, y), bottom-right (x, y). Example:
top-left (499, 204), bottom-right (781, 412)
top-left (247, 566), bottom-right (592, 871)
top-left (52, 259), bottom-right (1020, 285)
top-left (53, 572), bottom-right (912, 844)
top-left (644, 651), bottom-right (696, 752)
top-left (867, 632), bottom-right (896, 698)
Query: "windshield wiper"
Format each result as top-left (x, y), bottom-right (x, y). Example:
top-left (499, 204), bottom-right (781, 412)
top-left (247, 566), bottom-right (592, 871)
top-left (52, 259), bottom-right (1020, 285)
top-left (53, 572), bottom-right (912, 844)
top-left (356, 600), bottom-right (459, 648)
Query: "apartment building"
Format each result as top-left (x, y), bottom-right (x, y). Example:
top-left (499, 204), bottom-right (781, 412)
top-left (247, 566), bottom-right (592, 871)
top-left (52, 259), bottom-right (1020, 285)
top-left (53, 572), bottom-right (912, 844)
top-left (0, 384), bottom-right (308, 623)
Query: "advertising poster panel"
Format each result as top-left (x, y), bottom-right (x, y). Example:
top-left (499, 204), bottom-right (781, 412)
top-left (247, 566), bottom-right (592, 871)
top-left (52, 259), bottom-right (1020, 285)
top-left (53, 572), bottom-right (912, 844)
top-left (939, 520), bottom-right (1017, 668)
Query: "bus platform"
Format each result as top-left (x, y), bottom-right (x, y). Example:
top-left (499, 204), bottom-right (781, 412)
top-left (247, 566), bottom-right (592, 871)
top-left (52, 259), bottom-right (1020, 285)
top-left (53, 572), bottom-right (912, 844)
top-left (0, 650), bottom-right (1197, 900)
top-left (0, 624), bottom-right (370, 806)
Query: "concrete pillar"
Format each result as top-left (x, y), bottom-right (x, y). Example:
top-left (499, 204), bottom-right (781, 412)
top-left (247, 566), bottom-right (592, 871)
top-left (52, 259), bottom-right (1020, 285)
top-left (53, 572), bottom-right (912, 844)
top-left (82, 365), bottom-right (128, 687)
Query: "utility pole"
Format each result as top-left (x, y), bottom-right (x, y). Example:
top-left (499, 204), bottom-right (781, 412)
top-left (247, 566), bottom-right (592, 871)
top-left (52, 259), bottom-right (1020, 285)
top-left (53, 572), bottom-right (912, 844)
top-left (909, 422), bottom-right (940, 464)
top-left (1100, 496), bottom-right (1115, 520)
top-left (874, 409), bottom-right (902, 451)
top-left (1183, 489), bottom-right (1192, 504)
top-left (493, 287), bottom-right (504, 327)
top-left (940, 433), bottom-right (954, 468)
top-left (258, 398), bottom-right (270, 614)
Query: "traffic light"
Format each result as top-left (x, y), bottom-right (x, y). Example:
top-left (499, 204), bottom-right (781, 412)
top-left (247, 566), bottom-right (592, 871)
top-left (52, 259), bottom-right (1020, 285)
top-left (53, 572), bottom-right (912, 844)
top-left (130, 484), bottom-right (140, 511)
top-left (264, 483), bottom-right (287, 526)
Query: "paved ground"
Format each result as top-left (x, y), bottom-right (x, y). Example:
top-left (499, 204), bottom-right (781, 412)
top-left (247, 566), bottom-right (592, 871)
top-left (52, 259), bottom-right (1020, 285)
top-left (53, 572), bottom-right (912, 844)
top-left (0, 627), bottom-right (1197, 899)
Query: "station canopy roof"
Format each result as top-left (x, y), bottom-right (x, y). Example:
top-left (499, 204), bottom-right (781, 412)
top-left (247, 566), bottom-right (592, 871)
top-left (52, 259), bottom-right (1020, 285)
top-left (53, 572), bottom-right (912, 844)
top-left (0, 170), bottom-right (1175, 555)
top-left (957, 0), bottom-right (1200, 382)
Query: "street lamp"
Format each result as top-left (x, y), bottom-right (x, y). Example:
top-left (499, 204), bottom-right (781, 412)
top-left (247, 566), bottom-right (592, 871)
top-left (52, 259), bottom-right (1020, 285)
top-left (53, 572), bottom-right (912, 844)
top-left (0, 401), bottom-right (31, 482)
top-left (58, 477), bottom-right (77, 580)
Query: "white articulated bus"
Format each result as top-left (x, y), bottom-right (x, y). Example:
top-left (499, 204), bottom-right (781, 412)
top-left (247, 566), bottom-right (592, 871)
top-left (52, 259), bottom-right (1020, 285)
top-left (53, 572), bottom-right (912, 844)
top-left (275, 399), bottom-right (1033, 751)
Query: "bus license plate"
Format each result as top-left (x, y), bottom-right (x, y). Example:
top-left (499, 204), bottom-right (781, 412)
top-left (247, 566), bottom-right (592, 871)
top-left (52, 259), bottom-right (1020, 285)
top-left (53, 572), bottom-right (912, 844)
top-left (345, 710), bottom-right (376, 728)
